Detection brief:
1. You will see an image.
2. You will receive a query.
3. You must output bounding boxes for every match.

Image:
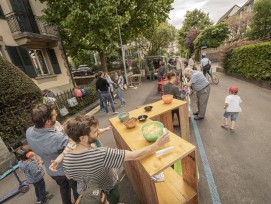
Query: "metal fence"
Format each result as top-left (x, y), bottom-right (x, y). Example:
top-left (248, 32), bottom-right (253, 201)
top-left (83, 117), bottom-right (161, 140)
top-left (5, 12), bottom-right (59, 37)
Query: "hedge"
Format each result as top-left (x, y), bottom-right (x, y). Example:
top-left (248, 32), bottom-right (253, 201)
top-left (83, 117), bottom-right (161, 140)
top-left (0, 57), bottom-right (43, 147)
top-left (225, 41), bottom-right (271, 83)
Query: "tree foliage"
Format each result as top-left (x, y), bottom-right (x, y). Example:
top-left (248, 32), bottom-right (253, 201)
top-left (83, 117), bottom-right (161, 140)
top-left (194, 23), bottom-right (230, 49)
top-left (40, 0), bottom-right (173, 71)
top-left (0, 57), bottom-right (42, 147)
top-left (178, 9), bottom-right (212, 54)
top-left (249, 0), bottom-right (271, 40)
top-left (184, 28), bottom-right (200, 54)
top-left (145, 22), bottom-right (177, 55)
top-left (226, 12), bottom-right (254, 40)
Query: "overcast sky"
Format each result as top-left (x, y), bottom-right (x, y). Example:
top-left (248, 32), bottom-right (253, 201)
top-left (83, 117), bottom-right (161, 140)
top-left (168, 0), bottom-right (248, 29)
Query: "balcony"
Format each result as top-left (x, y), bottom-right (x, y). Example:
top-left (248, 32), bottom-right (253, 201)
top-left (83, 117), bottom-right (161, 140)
top-left (5, 12), bottom-right (59, 47)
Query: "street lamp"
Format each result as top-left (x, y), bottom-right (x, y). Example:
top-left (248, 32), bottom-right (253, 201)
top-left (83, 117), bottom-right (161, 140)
top-left (116, 11), bottom-right (128, 85)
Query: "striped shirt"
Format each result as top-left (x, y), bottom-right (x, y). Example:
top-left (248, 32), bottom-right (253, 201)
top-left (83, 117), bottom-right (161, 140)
top-left (63, 147), bottom-right (125, 192)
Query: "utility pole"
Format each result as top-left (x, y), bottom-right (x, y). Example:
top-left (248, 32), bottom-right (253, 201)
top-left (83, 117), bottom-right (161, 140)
top-left (116, 11), bottom-right (128, 84)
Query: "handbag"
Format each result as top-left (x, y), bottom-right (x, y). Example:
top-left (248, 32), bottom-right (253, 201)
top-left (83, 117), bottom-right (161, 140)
top-left (67, 97), bottom-right (78, 107)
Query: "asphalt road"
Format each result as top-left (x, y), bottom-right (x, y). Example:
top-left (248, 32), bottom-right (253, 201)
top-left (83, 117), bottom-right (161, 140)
top-left (1, 74), bottom-right (271, 204)
top-left (191, 72), bottom-right (271, 204)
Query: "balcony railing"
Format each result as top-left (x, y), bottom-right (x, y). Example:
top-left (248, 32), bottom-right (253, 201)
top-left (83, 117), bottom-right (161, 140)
top-left (5, 12), bottom-right (59, 37)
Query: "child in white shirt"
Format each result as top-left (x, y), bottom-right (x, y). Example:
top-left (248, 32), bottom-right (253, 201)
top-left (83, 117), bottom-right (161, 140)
top-left (221, 86), bottom-right (242, 132)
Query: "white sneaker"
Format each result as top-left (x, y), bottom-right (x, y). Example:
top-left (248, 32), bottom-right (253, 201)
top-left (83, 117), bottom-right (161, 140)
top-left (112, 112), bottom-right (118, 115)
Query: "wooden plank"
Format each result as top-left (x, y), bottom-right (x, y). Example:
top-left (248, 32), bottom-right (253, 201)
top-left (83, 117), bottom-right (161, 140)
top-left (110, 99), bottom-right (187, 125)
top-left (159, 111), bottom-right (173, 132)
top-left (179, 103), bottom-right (190, 141)
top-left (111, 125), bottom-right (159, 204)
top-left (155, 168), bottom-right (197, 204)
top-left (182, 151), bottom-right (198, 203)
top-left (110, 119), bottom-right (196, 176)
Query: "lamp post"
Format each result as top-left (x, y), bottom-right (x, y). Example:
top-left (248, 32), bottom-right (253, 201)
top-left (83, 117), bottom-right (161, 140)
top-left (116, 11), bottom-right (128, 85)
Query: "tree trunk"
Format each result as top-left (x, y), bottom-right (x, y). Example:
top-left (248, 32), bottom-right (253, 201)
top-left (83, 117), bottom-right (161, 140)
top-left (98, 50), bottom-right (107, 72)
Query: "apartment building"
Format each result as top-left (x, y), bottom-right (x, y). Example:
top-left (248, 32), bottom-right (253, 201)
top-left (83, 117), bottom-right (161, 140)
top-left (0, 0), bottom-right (73, 94)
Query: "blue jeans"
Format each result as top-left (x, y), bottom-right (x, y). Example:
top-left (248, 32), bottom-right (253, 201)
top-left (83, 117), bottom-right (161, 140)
top-left (223, 112), bottom-right (239, 121)
top-left (115, 87), bottom-right (125, 105)
top-left (101, 92), bottom-right (116, 113)
top-left (98, 92), bottom-right (104, 110)
top-left (33, 178), bottom-right (46, 202)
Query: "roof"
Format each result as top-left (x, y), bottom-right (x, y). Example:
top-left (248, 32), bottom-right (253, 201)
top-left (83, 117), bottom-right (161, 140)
top-left (237, 0), bottom-right (254, 14)
top-left (217, 5), bottom-right (240, 24)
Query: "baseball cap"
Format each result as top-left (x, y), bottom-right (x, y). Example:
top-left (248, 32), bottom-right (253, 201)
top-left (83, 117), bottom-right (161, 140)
top-left (79, 187), bottom-right (105, 204)
top-left (229, 86), bottom-right (238, 93)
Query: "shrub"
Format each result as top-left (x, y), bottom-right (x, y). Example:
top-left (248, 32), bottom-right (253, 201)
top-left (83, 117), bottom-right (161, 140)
top-left (0, 57), bottom-right (42, 147)
top-left (224, 41), bottom-right (271, 83)
top-left (221, 40), bottom-right (262, 69)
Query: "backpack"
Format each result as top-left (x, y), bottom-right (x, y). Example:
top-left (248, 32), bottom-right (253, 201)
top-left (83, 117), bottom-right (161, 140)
top-left (203, 60), bottom-right (211, 71)
top-left (74, 88), bottom-right (83, 97)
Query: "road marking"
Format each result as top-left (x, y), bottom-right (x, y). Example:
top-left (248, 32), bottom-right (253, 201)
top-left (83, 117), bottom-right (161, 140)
top-left (190, 110), bottom-right (221, 204)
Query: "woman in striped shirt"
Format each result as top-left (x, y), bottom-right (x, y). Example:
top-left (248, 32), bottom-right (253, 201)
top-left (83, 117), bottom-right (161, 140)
top-left (52, 115), bottom-right (169, 204)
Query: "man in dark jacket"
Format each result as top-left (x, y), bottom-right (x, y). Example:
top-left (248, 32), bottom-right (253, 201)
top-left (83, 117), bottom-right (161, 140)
top-left (95, 71), bottom-right (118, 114)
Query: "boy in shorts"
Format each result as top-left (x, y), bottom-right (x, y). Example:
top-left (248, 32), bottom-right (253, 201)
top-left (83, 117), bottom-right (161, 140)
top-left (221, 86), bottom-right (242, 132)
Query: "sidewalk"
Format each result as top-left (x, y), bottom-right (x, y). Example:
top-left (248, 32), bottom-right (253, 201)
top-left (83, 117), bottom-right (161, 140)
top-left (0, 79), bottom-right (160, 204)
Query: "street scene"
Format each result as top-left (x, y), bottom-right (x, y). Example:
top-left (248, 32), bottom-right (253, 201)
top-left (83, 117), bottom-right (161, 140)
top-left (0, 0), bottom-right (270, 204)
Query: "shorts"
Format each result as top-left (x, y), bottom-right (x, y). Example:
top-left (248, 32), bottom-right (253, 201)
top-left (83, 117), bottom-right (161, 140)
top-left (223, 112), bottom-right (239, 121)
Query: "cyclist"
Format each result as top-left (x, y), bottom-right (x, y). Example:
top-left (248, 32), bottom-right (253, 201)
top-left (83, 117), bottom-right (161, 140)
top-left (200, 53), bottom-right (212, 77)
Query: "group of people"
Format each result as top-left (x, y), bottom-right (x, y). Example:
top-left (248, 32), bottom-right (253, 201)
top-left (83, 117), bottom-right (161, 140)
top-left (95, 71), bottom-right (126, 115)
top-left (17, 103), bottom-right (170, 204)
top-left (159, 53), bottom-right (242, 127)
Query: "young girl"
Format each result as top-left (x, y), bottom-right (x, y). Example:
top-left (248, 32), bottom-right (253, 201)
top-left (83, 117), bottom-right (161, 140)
top-left (221, 86), bottom-right (242, 131)
top-left (17, 147), bottom-right (53, 204)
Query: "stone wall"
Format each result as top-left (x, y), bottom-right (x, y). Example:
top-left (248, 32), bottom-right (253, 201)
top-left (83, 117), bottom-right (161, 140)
top-left (205, 48), bottom-right (223, 63)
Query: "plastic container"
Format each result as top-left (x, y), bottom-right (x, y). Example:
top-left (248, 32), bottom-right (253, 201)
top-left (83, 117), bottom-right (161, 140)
top-left (162, 94), bottom-right (173, 104)
top-left (141, 121), bottom-right (164, 142)
top-left (118, 112), bottom-right (129, 122)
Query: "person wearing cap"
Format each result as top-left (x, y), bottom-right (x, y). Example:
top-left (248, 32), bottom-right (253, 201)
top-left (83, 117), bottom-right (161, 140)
top-left (221, 86), bottom-right (242, 131)
top-left (55, 115), bottom-right (169, 204)
top-left (200, 53), bottom-right (211, 76)
top-left (75, 185), bottom-right (108, 204)
top-left (183, 68), bottom-right (210, 120)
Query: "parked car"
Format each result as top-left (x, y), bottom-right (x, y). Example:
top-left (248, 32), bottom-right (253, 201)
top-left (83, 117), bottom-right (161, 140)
top-left (72, 65), bottom-right (95, 76)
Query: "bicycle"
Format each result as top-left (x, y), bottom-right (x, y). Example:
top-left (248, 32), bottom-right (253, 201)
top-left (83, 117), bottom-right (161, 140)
top-left (205, 68), bottom-right (219, 84)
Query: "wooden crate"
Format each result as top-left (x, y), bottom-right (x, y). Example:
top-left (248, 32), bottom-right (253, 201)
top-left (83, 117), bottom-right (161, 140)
top-left (109, 99), bottom-right (198, 204)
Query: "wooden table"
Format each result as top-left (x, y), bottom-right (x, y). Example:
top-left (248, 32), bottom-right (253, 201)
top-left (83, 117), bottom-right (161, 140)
top-left (128, 74), bottom-right (142, 86)
top-left (109, 99), bottom-right (198, 204)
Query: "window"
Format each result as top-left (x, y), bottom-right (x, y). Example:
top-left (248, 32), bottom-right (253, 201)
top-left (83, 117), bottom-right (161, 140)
top-left (6, 46), bottom-right (61, 78)
top-left (29, 49), bottom-right (50, 76)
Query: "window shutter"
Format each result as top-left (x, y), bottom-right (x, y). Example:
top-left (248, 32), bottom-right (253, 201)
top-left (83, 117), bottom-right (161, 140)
top-left (6, 46), bottom-right (26, 73)
top-left (17, 47), bottom-right (37, 78)
top-left (47, 48), bottom-right (61, 74)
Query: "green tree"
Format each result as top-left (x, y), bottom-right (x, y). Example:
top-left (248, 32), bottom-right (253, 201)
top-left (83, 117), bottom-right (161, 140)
top-left (249, 0), bottom-right (271, 40)
top-left (41, 0), bottom-right (173, 72)
top-left (146, 22), bottom-right (177, 55)
top-left (194, 23), bottom-right (230, 49)
top-left (178, 9), bottom-right (212, 54)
